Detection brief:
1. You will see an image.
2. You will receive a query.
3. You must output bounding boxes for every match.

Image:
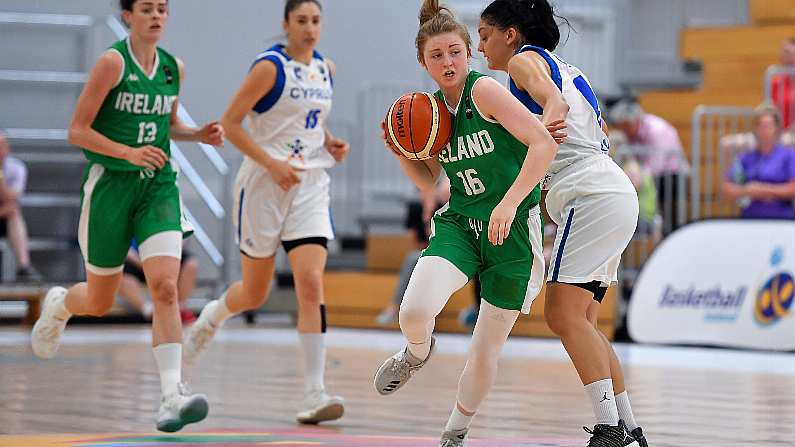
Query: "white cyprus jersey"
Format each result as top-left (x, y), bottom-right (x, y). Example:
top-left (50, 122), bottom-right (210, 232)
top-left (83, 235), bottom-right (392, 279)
top-left (244, 44), bottom-right (335, 171)
top-left (510, 45), bottom-right (609, 178)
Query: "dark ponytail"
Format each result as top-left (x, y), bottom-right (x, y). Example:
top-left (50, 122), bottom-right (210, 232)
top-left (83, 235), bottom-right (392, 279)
top-left (119, 0), bottom-right (137, 11)
top-left (284, 0), bottom-right (322, 21)
top-left (481, 0), bottom-right (568, 51)
top-left (119, 0), bottom-right (170, 12)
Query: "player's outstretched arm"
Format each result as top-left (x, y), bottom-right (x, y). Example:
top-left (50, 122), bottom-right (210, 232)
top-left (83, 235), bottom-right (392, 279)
top-left (473, 77), bottom-right (557, 245)
top-left (379, 120), bottom-right (442, 191)
top-left (221, 60), bottom-right (302, 191)
top-left (507, 52), bottom-right (569, 127)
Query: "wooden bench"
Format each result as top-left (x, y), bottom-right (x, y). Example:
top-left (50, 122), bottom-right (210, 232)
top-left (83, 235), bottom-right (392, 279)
top-left (0, 285), bottom-right (46, 325)
top-left (751, 0), bottom-right (795, 25)
top-left (365, 233), bottom-right (417, 271)
top-left (324, 271), bottom-right (617, 340)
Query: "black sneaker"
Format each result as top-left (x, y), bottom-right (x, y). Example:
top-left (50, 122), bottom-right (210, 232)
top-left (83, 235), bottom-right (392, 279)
top-left (584, 420), bottom-right (628, 447)
top-left (625, 426), bottom-right (649, 447)
top-left (16, 265), bottom-right (42, 282)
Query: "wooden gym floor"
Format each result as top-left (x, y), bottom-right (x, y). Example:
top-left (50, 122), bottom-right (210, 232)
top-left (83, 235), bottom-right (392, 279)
top-left (0, 322), bottom-right (793, 446)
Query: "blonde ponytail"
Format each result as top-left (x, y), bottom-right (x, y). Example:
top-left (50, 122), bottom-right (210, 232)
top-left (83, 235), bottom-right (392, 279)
top-left (415, 0), bottom-right (471, 64)
top-left (418, 0), bottom-right (441, 26)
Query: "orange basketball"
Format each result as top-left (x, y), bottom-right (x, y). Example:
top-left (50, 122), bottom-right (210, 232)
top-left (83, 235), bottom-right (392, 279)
top-left (385, 92), bottom-right (453, 160)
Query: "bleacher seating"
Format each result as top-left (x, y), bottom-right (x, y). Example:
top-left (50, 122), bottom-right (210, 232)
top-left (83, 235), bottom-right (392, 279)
top-left (639, 0), bottom-right (795, 223)
top-left (323, 271), bottom-right (617, 340)
top-left (639, 0), bottom-right (795, 219)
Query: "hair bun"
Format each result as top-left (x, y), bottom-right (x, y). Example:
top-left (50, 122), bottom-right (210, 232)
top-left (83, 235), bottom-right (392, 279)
top-left (419, 0), bottom-right (454, 26)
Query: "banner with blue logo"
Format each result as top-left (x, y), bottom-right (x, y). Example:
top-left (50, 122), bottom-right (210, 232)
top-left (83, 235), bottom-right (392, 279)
top-left (628, 220), bottom-right (795, 350)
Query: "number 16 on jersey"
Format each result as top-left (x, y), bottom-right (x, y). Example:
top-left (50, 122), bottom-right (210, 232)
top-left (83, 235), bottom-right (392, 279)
top-left (456, 169), bottom-right (485, 196)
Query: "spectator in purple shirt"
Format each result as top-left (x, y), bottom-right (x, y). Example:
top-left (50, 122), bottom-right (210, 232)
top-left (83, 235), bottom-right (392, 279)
top-left (723, 104), bottom-right (795, 219)
top-left (0, 129), bottom-right (41, 281)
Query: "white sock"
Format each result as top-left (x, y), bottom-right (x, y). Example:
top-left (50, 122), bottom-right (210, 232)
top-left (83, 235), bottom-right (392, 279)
top-left (615, 391), bottom-right (639, 432)
top-left (445, 405), bottom-right (474, 431)
top-left (207, 294), bottom-right (234, 327)
top-left (407, 320), bottom-right (434, 362)
top-left (153, 343), bottom-right (182, 396)
top-left (299, 333), bottom-right (325, 393)
top-left (584, 378), bottom-right (620, 426)
top-left (407, 340), bottom-right (432, 363)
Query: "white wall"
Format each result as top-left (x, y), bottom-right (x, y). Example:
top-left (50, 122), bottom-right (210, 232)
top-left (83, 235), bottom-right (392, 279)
top-left (0, 0), bottom-right (752, 281)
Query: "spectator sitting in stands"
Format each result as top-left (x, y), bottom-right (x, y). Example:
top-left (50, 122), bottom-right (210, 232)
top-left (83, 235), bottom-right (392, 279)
top-left (609, 99), bottom-right (690, 233)
top-left (770, 37), bottom-right (795, 130)
top-left (0, 129), bottom-right (41, 282)
top-left (375, 177), bottom-right (450, 325)
top-left (117, 241), bottom-right (199, 323)
top-left (723, 104), bottom-right (795, 219)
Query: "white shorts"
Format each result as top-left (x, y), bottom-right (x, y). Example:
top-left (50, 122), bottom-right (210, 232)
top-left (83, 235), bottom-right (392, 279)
top-left (233, 163), bottom-right (334, 258)
top-left (545, 155), bottom-right (639, 286)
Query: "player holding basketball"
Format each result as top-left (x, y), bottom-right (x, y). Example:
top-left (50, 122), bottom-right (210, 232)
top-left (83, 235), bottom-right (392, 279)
top-left (183, 0), bottom-right (349, 424)
top-left (477, 1), bottom-right (646, 446)
top-left (373, 1), bottom-right (558, 445)
top-left (30, 0), bottom-right (223, 433)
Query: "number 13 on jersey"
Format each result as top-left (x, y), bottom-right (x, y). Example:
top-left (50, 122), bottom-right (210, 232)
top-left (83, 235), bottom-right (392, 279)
top-left (456, 169), bottom-right (485, 196)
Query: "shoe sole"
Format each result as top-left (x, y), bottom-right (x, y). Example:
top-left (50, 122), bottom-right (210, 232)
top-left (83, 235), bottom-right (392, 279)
top-left (31, 287), bottom-right (67, 359)
top-left (296, 402), bottom-right (344, 424)
top-left (156, 396), bottom-right (209, 433)
top-left (183, 325), bottom-right (212, 366)
top-left (183, 303), bottom-right (219, 365)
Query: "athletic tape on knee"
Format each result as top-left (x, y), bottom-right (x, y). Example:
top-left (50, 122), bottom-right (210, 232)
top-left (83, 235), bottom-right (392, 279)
top-left (320, 303), bottom-right (327, 333)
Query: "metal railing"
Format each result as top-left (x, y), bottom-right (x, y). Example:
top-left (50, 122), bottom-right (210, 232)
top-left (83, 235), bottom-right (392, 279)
top-left (0, 11), bottom-right (92, 27)
top-left (690, 106), bottom-right (756, 221)
top-left (608, 143), bottom-right (687, 285)
top-left (105, 16), bottom-right (231, 285)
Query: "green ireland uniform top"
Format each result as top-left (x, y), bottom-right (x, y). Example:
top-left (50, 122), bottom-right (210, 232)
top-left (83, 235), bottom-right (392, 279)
top-left (434, 71), bottom-right (541, 222)
top-left (88, 38), bottom-right (180, 171)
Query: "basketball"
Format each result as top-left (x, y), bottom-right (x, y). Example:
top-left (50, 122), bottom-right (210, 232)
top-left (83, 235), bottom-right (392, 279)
top-left (385, 92), bottom-right (453, 160)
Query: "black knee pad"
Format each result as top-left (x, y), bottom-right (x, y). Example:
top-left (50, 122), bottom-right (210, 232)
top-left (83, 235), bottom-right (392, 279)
top-left (549, 280), bottom-right (608, 303)
top-left (320, 303), bottom-right (327, 333)
top-left (282, 237), bottom-right (328, 254)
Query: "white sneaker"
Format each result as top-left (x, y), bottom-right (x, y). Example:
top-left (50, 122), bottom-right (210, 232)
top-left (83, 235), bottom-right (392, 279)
top-left (31, 287), bottom-right (69, 359)
top-left (295, 389), bottom-right (345, 424)
top-left (440, 427), bottom-right (469, 447)
top-left (156, 382), bottom-right (209, 432)
top-left (142, 301), bottom-right (153, 321)
top-left (373, 337), bottom-right (436, 395)
top-left (183, 300), bottom-right (221, 366)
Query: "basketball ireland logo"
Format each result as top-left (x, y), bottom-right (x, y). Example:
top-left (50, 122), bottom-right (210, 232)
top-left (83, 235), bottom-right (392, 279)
top-left (754, 247), bottom-right (795, 326)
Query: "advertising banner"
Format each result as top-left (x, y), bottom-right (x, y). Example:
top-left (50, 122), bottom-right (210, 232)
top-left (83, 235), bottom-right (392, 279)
top-left (628, 220), bottom-right (795, 350)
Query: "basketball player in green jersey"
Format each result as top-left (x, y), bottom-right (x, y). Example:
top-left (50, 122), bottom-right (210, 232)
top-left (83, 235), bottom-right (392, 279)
top-left (30, 0), bottom-right (223, 433)
top-left (374, 1), bottom-right (559, 445)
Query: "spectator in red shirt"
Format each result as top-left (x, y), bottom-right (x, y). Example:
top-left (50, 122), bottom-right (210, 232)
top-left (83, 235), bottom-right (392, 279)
top-left (770, 38), bottom-right (795, 130)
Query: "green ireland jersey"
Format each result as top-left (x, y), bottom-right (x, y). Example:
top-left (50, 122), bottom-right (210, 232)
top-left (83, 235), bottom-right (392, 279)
top-left (434, 71), bottom-right (541, 222)
top-left (88, 38), bottom-right (180, 171)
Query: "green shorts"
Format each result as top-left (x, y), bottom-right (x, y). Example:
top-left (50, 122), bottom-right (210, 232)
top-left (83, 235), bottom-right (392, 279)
top-left (422, 205), bottom-right (545, 313)
top-left (78, 163), bottom-right (192, 273)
